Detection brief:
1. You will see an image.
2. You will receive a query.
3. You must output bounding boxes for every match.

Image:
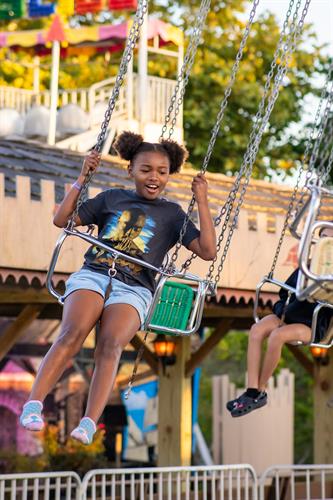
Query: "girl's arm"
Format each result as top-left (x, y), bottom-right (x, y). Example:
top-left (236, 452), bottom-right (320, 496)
top-left (53, 151), bottom-right (100, 228)
top-left (187, 173), bottom-right (217, 260)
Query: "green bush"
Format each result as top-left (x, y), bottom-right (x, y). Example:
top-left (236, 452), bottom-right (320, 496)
top-left (0, 424), bottom-right (109, 475)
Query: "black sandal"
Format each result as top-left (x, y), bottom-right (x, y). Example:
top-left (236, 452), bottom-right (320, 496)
top-left (226, 392), bottom-right (246, 412)
top-left (231, 392), bottom-right (267, 417)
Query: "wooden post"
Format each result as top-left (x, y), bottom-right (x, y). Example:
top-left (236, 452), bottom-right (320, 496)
top-left (185, 320), bottom-right (233, 377)
top-left (0, 305), bottom-right (44, 361)
top-left (47, 40), bottom-right (60, 146)
top-left (157, 336), bottom-right (192, 466)
top-left (314, 355), bottom-right (333, 463)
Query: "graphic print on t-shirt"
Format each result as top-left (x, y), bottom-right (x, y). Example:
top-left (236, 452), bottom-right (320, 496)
top-left (91, 208), bottom-right (155, 274)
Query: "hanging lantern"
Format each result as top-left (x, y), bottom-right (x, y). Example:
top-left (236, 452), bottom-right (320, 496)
top-left (153, 334), bottom-right (176, 373)
top-left (0, 0), bottom-right (25, 20)
top-left (75, 0), bottom-right (103, 14)
top-left (108, 0), bottom-right (137, 10)
top-left (28, 0), bottom-right (55, 18)
top-left (310, 346), bottom-right (329, 366)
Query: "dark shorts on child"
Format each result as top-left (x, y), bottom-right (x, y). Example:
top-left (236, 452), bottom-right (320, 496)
top-left (273, 269), bottom-right (332, 343)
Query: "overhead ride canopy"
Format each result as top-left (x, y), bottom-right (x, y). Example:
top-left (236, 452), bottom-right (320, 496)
top-left (0, 16), bottom-right (183, 51)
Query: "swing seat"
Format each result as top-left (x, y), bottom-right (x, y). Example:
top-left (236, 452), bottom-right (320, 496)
top-left (254, 276), bottom-right (333, 348)
top-left (144, 275), bottom-right (208, 336)
top-left (307, 236), bottom-right (333, 303)
top-left (149, 281), bottom-right (195, 335)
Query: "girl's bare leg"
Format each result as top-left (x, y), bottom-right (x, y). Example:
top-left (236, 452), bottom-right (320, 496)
top-left (84, 303), bottom-right (141, 423)
top-left (258, 323), bottom-right (311, 391)
top-left (247, 314), bottom-right (281, 388)
top-left (29, 290), bottom-right (104, 402)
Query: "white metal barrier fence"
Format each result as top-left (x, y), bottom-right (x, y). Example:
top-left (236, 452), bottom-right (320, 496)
top-left (2, 464), bottom-right (333, 499)
top-left (259, 465), bottom-right (333, 500)
top-left (81, 465), bottom-right (257, 500)
top-left (0, 471), bottom-right (81, 500)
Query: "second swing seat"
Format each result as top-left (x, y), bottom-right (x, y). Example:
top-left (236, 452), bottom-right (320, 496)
top-left (149, 281), bottom-right (195, 335)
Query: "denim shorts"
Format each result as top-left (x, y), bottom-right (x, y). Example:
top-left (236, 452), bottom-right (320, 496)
top-left (61, 268), bottom-right (152, 328)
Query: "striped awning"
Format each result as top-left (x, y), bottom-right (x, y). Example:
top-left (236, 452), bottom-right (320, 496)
top-left (0, 16), bottom-right (183, 48)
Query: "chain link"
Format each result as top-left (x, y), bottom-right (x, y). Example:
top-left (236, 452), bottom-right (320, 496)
top-left (159, 0), bottom-right (211, 141)
top-left (168, 0), bottom-right (261, 269)
top-left (181, 0), bottom-right (300, 274)
top-left (68, 0), bottom-right (148, 229)
top-left (124, 331), bottom-right (149, 399)
top-left (206, 0), bottom-right (311, 286)
top-left (268, 59), bottom-right (333, 274)
top-left (123, 2), bottom-right (211, 397)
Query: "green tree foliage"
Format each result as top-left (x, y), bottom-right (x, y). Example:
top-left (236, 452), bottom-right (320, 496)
top-left (198, 329), bottom-right (314, 463)
top-left (0, 1), bottom-right (329, 179)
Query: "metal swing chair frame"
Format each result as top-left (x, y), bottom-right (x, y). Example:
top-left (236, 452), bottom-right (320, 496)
top-left (290, 185), bottom-right (333, 302)
top-left (253, 195), bottom-right (333, 349)
top-left (46, 225), bottom-right (210, 336)
top-left (253, 274), bottom-right (333, 348)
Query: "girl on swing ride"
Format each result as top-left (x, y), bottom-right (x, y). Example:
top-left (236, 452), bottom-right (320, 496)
top-left (19, 0), bottom-right (314, 437)
top-left (227, 226), bottom-right (333, 418)
top-left (19, 132), bottom-right (217, 444)
top-left (227, 51), bottom-right (333, 417)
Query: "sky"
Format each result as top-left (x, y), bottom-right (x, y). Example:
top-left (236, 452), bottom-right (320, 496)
top-left (252, 0), bottom-right (333, 54)
top-left (244, 0), bottom-right (332, 184)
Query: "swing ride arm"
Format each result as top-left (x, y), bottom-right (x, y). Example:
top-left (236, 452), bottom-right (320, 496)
top-left (295, 188), bottom-right (333, 301)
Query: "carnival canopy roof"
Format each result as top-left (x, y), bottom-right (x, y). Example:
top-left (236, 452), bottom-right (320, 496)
top-left (0, 16), bottom-right (183, 49)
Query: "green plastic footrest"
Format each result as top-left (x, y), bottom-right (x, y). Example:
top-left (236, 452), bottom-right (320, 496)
top-left (150, 281), bottom-right (194, 333)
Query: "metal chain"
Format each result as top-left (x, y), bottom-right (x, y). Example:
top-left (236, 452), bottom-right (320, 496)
top-left (269, 60), bottom-right (333, 275)
top-left (159, 0), bottom-right (211, 141)
top-left (123, 331), bottom-right (149, 400)
top-left (181, 0), bottom-right (298, 273)
top-left (322, 142), bottom-right (333, 185)
top-left (68, 0), bottom-right (148, 229)
top-left (124, 1), bottom-right (214, 395)
top-left (294, 72), bottom-right (333, 213)
top-left (311, 81), bottom-right (333, 182)
top-left (318, 118), bottom-right (333, 181)
top-left (126, 3), bottom-right (211, 397)
top-left (207, 0), bottom-right (311, 286)
top-left (167, 0), bottom-right (261, 269)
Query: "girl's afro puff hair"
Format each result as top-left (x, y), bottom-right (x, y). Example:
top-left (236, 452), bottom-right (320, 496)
top-left (114, 131), bottom-right (188, 174)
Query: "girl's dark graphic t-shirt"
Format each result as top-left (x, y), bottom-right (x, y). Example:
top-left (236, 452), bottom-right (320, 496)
top-left (78, 188), bottom-right (200, 292)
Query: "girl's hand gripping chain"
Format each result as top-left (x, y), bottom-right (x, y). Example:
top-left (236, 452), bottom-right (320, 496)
top-left (80, 150), bottom-right (101, 181)
top-left (191, 173), bottom-right (208, 204)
